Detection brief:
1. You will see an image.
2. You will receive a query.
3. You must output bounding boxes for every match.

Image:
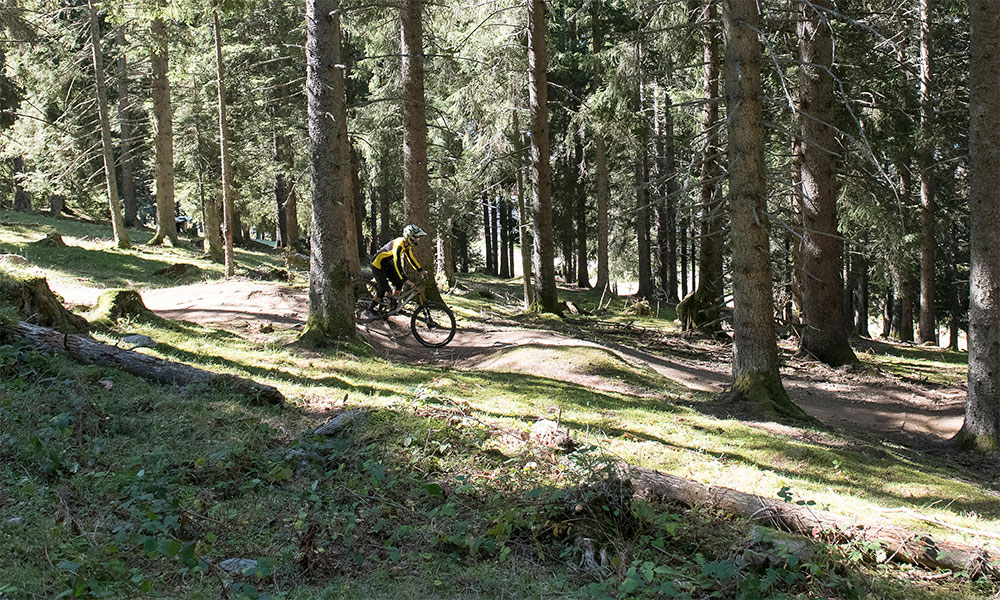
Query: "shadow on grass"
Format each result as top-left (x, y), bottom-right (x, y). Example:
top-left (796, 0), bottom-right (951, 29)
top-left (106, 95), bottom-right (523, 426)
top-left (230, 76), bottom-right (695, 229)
top-left (1, 212), bottom-right (285, 289)
top-left (660, 431), bottom-right (1000, 521)
top-left (855, 338), bottom-right (968, 366)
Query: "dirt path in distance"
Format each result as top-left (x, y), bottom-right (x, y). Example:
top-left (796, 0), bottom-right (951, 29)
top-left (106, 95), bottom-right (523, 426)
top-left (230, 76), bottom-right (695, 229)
top-left (56, 279), bottom-right (965, 446)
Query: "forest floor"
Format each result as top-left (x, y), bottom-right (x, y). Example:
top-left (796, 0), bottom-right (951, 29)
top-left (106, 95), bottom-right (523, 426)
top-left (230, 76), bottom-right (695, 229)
top-left (1, 210), bottom-right (997, 600)
top-left (55, 276), bottom-right (964, 447)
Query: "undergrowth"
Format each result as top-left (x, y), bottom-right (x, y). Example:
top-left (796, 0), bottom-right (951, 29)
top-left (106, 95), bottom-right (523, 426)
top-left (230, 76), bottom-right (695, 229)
top-left (1, 340), bottom-right (995, 599)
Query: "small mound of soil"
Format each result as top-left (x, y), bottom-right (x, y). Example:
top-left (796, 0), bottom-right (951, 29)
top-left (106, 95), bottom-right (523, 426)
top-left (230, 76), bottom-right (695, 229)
top-left (473, 344), bottom-right (658, 396)
top-left (153, 263), bottom-right (200, 279)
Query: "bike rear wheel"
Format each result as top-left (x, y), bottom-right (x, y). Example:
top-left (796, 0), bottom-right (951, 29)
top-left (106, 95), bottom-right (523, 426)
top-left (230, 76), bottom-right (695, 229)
top-left (410, 302), bottom-right (456, 347)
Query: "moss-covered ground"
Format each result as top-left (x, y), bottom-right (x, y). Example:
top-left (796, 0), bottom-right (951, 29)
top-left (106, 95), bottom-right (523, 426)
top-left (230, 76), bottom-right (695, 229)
top-left (0, 211), bottom-right (996, 599)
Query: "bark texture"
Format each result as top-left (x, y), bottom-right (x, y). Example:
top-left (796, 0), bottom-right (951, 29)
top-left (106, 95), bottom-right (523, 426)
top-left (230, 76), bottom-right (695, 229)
top-left (15, 322), bottom-right (283, 405)
top-left (148, 16), bottom-right (177, 247)
top-left (89, 0), bottom-right (130, 249)
top-left (591, 3), bottom-right (610, 293)
top-left (679, 1), bottom-right (724, 331)
top-left (796, 0), bottom-right (856, 366)
top-left (657, 85), bottom-right (679, 303)
top-left (116, 27), bottom-right (137, 228)
top-left (528, 0), bottom-right (558, 312)
top-left (574, 134), bottom-right (589, 288)
top-left (400, 0), bottom-right (441, 302)
top-left (514, 116), bottom-right (534, 309)
top-left (723, 0), bottom-right (804, 419)
top-left (629, 466), bottom-right (997, 575)
top-left (635, 66), bottom-right (653, 300)
top-left (213, 11), bottom-right (235, 276)
top-left (962, 0), bottom-right (1000, 451)
top-left (303, 0), bottom-right (355, 341)
top-left (918, 0), bottom-right (936, 345)
top-left (12, 155), bottom-right (30, 211)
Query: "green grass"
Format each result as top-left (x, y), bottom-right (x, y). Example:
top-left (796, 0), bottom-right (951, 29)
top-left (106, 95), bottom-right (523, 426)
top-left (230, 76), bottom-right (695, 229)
top-left (855, 338), bottom-right (968, 386)
top-left (0, 215), bottom-right (996, 599)
top-left (0, 210), bottom-right (290, 293)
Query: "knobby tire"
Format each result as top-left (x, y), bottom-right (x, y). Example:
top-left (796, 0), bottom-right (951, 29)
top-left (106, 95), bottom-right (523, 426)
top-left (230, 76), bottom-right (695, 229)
top-left (410, 302), bottom-right (456, 347)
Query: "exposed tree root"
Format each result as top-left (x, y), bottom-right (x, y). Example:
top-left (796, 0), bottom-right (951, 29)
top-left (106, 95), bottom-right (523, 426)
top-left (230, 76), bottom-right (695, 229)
top-left (627, 465), bottom-right (998, 577)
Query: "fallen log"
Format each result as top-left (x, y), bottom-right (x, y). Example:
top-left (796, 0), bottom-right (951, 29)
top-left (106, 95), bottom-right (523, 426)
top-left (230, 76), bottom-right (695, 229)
top-left (13, 321), bottom-right (284, 406)
top-left (627, 466), bottom-right (998, 577)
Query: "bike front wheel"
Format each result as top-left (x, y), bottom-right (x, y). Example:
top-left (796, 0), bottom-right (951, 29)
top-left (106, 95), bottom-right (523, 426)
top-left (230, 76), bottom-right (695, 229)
top-left (410, 302), bottom-right (457, 347)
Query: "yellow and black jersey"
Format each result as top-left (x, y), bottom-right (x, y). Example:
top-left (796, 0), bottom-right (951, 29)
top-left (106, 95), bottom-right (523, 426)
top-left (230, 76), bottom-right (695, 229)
top-left (372, 236), bottom-right (421, 281)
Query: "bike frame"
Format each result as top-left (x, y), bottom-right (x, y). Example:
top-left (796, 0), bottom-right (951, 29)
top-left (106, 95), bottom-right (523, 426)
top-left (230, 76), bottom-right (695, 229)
top-left (365, 275), bottom-right (427, 318)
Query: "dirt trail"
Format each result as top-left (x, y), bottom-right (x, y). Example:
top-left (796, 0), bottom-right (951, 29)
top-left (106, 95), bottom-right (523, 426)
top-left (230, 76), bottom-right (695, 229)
top-left (55, 279), bottom-right (965, 445)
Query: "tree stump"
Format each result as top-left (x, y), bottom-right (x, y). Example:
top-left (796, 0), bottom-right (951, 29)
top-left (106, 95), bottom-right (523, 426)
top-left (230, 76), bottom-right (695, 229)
top-left (676, 290), bottom-right (722, 333)
top-left (31, 232), bottom-right (67, 248)
top-left (153, 263), bottom-right (200, 279)
top-left (0, 267), bottom-right (88, 333)
top-left (88, 289), bottom-right (160, 328)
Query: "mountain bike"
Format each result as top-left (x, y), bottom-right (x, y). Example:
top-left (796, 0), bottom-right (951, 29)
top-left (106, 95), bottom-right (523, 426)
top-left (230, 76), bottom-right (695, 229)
top-left (354, 270), bottom-right (457, 348)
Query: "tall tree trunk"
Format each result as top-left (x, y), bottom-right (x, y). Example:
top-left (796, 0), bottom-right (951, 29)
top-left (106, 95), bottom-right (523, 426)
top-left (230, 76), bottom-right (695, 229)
top-left (400, 0), bottom-right (440, 301)
top-left (515, 116), bottom-right (534, 309)
top-left (457, 226), bottom-right (469, 273)
top-left (483, 196), bottom-right (493, 274)
top-left (883, 287), bottom-right (893, 339)
top-left (678, 0), bottom-right (723, 330)
top-left (369, 180), bottom-right (378, 255)
top-left (591, 2), bottom-right (610, 293)
top-left (855, 247), bottom-right (870, 337)
top-left (203, 191), bottom-right (224, 264)
top-left (594, 131), bottom-right (611, 293)
top-left (796, 0), bottom-right (855, 366)
top-left (790, 138), bottom-right (804, 325)
top-left (116, 27), bottom-right (137, 228)
top-left (194, 114), bottom-right (224, 263)
top-left (918, 0), bottom-right (937, 345)
top-left (491, 194), bottom-right (501, 275)
top-left (274, 132), bottom-right (290, 248)
top-left (438, 218), bottom-right (456, 288)
top-left (658, 84), bottom-right (679, 303)
top-left (499, 196), bottom-right (509, 278)
top-left (343, 141), bottom-right (362, 278)
top-left (723, 0), bottom-right (803, 419)
top-left (507, 201), bottom-right (515, 278)
top-left (895, 266), bottom-right (915, 342)
top-left (574, 135), bottom-right (590, 288)
top-left (378, 154), bottom-right (391, 247)
top-left (303, 0), bottom-right (354, 341)
top-left (949, 238), bottom-right (960, 351)
top-left (148, 15), bottom-right (177, 247)
top-left (528, 0), bottom-right (558, 312)
top-left (88, 0), bottom-right (130, 249)
top-left (680, 217), bottom-right (688, 298)
top-left (12, 155), bottom-right (30, 211)
top-left (212, 11), bottom-right (235, 275)
top-left (962, 0), bottom-right (1000, 450)
top-left (635, 52), bottom-right (653, 299)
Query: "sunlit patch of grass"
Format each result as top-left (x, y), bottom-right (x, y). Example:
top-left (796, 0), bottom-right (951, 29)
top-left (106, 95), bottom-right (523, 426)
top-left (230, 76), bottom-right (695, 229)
top-left (2, 217), bottom-right (994, 598)
top-left (0, 210), bottom-right (290, 295)
top-left (855, 339), bottom-right (968, 387)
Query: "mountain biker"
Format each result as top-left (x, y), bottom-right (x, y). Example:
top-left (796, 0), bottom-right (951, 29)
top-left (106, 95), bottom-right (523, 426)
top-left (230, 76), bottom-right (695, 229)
top-left (364, 224), bottom-right (427, 319)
